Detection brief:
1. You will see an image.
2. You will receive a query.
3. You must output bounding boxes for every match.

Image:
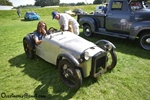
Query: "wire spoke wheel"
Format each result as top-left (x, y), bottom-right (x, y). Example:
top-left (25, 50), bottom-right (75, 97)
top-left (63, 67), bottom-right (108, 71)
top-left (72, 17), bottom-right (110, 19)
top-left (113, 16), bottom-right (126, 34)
top-left (58, 59), bottom-right (82, 91)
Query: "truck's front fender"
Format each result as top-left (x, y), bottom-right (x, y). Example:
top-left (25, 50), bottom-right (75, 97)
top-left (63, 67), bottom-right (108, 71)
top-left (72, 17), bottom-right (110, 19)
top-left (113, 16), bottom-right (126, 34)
top-left (130, 21), bottom-right (150, 40)
top-left (79, 17), bottom-right (95, 32)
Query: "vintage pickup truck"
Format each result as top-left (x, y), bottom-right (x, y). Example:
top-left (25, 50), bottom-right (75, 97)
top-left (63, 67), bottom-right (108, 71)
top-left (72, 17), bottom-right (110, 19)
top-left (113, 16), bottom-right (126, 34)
top-left (77, 0), bottom-right (150, 50)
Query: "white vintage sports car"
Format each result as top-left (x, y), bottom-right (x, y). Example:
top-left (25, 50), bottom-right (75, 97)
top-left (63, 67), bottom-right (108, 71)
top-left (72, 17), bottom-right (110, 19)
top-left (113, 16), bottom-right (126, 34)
top-left (23, 27), bottom-right (117, 91)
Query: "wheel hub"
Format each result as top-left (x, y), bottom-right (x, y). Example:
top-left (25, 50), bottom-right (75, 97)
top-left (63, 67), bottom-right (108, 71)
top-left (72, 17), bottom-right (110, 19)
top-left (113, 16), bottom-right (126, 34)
top-left (86, 28), bottom-right (90, 32)
top-left (146, 38), bottom-right (150, 43)
top-left (64, 68), bottom-right (73, 78)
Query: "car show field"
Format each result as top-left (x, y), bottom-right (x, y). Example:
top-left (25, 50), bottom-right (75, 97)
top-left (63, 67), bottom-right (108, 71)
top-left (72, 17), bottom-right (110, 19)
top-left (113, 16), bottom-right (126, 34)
top-left (0, 4), bottom-right (150, 100)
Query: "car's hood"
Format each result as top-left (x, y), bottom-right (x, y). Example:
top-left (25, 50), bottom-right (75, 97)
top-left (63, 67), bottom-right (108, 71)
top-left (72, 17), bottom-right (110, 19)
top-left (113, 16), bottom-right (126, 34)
top-left (134, 8), bottom-right (150, 21)
top-left (48, 31), bottom-right (100, 54)
top-left (61, 35), bottom-right (96, 54)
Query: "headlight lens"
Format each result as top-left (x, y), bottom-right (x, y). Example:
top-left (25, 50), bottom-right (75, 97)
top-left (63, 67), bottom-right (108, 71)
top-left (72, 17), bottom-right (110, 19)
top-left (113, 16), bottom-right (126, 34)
top-left (104, 43), bottom-right (112, 51)
top-left (84, 51), bottom-right (90, 60)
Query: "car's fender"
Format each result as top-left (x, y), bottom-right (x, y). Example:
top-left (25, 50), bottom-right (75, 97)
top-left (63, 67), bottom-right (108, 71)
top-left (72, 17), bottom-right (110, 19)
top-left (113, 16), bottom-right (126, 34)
top-left (95, 39), bottom-right (116, 51)
top-left (130, 21), bottom-right (150, 40)
top-left (56, 52), bottom-right (79, 67)
top-left (79, 17), bottom-right (95, 32)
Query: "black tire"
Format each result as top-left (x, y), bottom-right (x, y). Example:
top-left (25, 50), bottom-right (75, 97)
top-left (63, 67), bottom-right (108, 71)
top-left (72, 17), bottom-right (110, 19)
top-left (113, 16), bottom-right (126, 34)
top-left (140, 33), bottom-right (150, 50)
top-left (58, 59), bottom-right (82, 91)
top-left (83, 24), bottom-right (93, 37)
top-left (23, 38), bottom-right (35, 59)
top-left (95, 40), bottom-right (117, 70)
top-left (105, 49), bottom-right (117, 71)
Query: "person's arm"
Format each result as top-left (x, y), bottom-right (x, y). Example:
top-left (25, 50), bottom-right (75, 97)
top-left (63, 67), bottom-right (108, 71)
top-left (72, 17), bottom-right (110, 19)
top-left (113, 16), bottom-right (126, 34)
top-left (33, 32), bottom-right (42, 45)
top-left (34, 39), bottom-right (42, 45)
top-left (41, 28), bottom-right (47, 36)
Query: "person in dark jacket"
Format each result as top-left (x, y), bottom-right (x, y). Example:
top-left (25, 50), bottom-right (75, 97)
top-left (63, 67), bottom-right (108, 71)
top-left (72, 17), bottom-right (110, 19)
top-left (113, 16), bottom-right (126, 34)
top-left (102, 3), bottom-right (108, 14)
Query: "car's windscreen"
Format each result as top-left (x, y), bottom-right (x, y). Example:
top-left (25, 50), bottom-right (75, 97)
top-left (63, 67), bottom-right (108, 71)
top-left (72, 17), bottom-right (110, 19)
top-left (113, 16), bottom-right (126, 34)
top-left (29, 12), bottom-right (36, 15)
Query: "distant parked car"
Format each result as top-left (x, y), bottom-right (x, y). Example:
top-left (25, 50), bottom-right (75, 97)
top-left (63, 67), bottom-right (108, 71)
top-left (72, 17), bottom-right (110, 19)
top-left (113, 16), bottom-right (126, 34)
top-left (73, 9), bottom-right (87, 15)
top-left (94, 5), bottom-right (105, 14)
top-left (24, 11), bottom-right (40, 21)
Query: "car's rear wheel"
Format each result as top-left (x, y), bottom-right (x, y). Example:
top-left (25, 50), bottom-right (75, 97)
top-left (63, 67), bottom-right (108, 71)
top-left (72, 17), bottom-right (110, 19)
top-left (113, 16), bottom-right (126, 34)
top-left (140, 33), bottom-right (150, 50)
top-left (58, 59), bottom-right (82, 91)
top-left (23, 38), bottom-right (34, 59)
top-left (83, 24), bottom-right (93, 37)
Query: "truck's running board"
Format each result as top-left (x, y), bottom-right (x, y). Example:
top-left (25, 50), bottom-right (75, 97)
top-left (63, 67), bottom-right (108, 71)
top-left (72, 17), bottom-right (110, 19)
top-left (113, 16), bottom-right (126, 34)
top-left (95, 29), bottom-right (129, 39)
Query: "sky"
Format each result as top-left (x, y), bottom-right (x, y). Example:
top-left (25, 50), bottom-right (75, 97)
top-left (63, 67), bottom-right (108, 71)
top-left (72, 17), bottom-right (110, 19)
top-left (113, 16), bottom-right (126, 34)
top-left (9, 0), bottom-right (94, 7)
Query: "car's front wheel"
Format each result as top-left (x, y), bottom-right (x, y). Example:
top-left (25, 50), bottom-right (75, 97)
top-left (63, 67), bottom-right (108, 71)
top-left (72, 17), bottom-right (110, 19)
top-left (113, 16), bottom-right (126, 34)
top-left (105, 49), bottom-right (117, 71)
top-left (140, 33), bottom-right (150, 50)
top-left (58, 59), bottom-right (82, 91)
top-left (95, 40), bottom-right (117, 71)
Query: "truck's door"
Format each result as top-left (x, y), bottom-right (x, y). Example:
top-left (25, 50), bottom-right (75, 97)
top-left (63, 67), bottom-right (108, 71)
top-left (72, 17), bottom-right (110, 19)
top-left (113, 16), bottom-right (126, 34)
top-left (105, 0), bottom-right (134, 34)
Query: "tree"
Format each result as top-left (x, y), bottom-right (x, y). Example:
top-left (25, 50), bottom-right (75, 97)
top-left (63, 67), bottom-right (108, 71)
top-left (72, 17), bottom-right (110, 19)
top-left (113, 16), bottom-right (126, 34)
top-left (93, 0), bottom-right (108, 4)
top-left (0, 0), bottom-right (12, 6)
top-left (35, 0), bottom-right (60, 7)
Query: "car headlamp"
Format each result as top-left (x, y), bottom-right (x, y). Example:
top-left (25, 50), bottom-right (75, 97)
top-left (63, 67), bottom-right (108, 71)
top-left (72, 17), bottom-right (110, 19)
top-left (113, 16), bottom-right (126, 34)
top-left (84, 51), bottom-right (90, 60)
top-left (104, 43), bottom-right (113, 51)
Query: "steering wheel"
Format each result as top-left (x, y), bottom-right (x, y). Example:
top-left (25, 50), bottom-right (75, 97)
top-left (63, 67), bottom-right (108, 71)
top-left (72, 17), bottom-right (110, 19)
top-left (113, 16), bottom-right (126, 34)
top-left (48, 27), bottom-right (58, 34)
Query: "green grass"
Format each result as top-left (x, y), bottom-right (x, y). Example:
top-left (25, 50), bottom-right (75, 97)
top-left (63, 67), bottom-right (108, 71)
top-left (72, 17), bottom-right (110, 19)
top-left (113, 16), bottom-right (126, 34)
top-left (0, 5), bottom-right (150, 100)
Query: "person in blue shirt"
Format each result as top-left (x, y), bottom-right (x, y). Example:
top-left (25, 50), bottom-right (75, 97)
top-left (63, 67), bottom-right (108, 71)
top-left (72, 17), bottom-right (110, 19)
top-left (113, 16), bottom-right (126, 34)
top-left (102, 3), bottom-right (108, 14)
top-left (33, 21), bottom-right (47, 45)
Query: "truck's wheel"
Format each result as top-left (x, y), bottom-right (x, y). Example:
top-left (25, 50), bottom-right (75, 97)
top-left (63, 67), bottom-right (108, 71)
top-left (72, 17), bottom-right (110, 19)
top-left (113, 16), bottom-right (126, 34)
top-left (105, 49), bottom-right (117, 71)
top-left (23, 39), bottom-right (35, 59)
top-left (83, 24), bottom-right (93, 37)
top-left (58, 59), bottom-right (82, 91)
top-left (140, 33), bottom-right (150, 50)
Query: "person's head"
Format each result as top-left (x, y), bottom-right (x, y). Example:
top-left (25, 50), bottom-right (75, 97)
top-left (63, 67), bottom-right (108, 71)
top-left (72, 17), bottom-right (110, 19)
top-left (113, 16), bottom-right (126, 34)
top-left (37, 21), bottom-right (47, 33)
top-left (106, 3), bottom-right (108, 7)
top-left (51, 11), bottom-right (60, 20)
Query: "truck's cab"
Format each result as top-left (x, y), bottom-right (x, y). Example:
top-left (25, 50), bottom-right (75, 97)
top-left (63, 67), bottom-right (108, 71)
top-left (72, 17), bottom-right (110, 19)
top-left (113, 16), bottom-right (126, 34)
top-left (78, 0), bottom-right (150, 50)
top-left (105, 0), bottom-right (150, 33)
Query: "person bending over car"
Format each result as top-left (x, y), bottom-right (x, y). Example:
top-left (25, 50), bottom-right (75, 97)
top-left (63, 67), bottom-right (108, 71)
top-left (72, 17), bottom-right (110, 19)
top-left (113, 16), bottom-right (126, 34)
top-left (33, 21), bottom-right (47, 45)
top-left (51, 11), bottom-right (80, 35)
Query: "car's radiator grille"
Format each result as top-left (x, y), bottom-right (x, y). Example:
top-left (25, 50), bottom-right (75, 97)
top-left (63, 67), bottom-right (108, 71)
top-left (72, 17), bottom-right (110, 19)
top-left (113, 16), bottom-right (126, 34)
top-left (96, 56), bottom-right (106, 69)
top-left (91, 51), bottom-right (107, 77)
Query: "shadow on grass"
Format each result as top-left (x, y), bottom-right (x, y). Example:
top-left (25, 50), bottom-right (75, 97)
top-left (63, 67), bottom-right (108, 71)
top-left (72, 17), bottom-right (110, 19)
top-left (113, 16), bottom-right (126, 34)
top-left (79, 32), bottom-right (150, 59)
top-left (21, 19), bottom-right (40, 22)
top-left (8, 53), bottom-right (77, 100)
